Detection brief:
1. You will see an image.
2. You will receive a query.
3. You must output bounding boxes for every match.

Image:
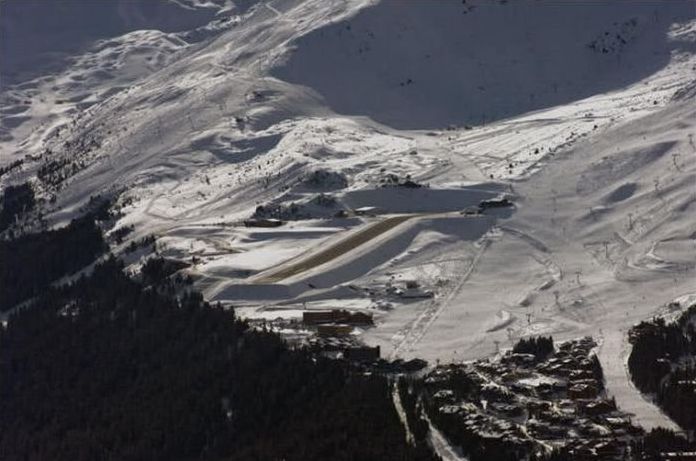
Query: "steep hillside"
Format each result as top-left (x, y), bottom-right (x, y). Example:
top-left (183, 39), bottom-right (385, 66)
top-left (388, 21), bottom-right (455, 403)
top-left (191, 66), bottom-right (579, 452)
top-left (275, 0), bottom-right (695, 128)
top-left (0, 0), bottom-right (230, 85)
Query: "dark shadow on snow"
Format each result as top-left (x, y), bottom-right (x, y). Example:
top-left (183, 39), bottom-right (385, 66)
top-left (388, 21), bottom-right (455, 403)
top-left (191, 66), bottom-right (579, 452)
top-left (273, 0), bottom-right (696, 130)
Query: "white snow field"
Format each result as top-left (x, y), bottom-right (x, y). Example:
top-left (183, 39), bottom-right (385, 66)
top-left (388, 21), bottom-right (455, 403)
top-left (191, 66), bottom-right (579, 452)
top-left (2, 0), bottom-right (696, 431)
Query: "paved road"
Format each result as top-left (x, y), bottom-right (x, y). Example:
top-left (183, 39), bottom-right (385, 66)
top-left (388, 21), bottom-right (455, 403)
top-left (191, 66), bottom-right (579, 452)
top-left (253, 215), bottom-right (414, 283)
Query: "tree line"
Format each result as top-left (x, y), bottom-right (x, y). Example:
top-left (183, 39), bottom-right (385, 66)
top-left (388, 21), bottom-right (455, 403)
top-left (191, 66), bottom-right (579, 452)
top-left (628, 304), bottom-right (696, 431)
top-left (0, 254), bottom-right (438, 461)
top-left (0, 209), bottom-right (106, 311)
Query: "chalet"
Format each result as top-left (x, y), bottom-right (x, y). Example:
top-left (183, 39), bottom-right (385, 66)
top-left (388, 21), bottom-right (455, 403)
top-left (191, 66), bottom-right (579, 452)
top-left (501, 353), bottom-right (536, 366)
top-left (568, 445), bottom-right (596, 461)
top-left (347, 311), bottom-right (374, 325)
top-left (490, 402), bottom-right (523, 417)
top-left (401, 358), bottom-right (428, 372)
top-left (527, 420), bottom-right (567, 439)
top-left (581, 399), bottom-right (615, 416)
top-left (604, 416), bottom-right (628, 427)
top-left (660, 453), bottom-right (696, 461)
top-left (401, 179), bottom-right (422, 188)
top-left (479, 196), bottom-right (513, 209)
top-left (460, 207), bottom-right (481, 216)
top-left (481, 383), bottom-right (514, 402)
top-left (569, 368), bottom-right (595, 380)
top-left (439, 403), bottom-right (467, 415)
top-left (433, 390), bottom-right (455, 402)
top-left (535, 382), bottom-right (562, 399)
top-left (568, 382), bottom-right (599, 399)
top-left (317, 324), bottom-right (352, 337)
top-left (243, 218), bottom-right (284, 228)
top-left (303, 310), bottom-right (374, 326)
top-left (526, 400), bottom-right (552, 416)
top-left (594, 440), bottom-right (623, 457)
top-left (343, 345), bottom-right (380, 362)
top-left (399, 282), bottom-right (434, 299)
top-left (303, 311), bottom-right (335, 325)
top-left (354, 206), bottom-right (381, 216)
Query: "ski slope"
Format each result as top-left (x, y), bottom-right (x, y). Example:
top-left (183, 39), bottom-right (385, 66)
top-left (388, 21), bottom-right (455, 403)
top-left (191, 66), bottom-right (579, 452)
top-left (2, 0), bottom-right (696, 432)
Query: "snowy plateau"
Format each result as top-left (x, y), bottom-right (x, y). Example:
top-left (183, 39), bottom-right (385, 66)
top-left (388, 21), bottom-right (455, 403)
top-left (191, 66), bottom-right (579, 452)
top-left (2, 0), bottom-right (696, 447)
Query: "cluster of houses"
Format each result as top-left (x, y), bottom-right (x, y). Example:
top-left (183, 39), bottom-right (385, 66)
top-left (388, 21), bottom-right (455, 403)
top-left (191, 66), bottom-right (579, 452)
top-left (294, 308), bottom-right (428, 371)
top-left (302, 309), bottom-right (381, 363)
top-left (249, 308), bottom-right (382, 363)
top-left (385, 280), bottom-right (434, 299)
top-left (303, 309), bottom-right (373, 328)
top-left (308, 334), bottom-right (381, 363)
top-left (271, 308), bottom-right (374, 342)
top-left (422, 337), bottom-right (644, 460)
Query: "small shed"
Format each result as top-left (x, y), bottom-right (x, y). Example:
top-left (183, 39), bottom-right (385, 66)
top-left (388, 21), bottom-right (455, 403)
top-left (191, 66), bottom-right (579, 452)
top-left (344, 346), bottom-right (380, 362)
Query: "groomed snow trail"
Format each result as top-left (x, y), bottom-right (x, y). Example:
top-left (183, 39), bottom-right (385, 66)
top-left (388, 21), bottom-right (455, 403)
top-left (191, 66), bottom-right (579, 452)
top-left (391, 384), bottom-right (415, 446)
top-left (424, 413), bottom-right (469, 461)
top-left (598, 329), bottom-right (680, 432)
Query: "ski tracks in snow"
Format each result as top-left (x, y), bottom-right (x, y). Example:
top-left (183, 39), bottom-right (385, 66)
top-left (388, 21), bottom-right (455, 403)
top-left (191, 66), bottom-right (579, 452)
top-left (389, 232), bottom-right (494, 359)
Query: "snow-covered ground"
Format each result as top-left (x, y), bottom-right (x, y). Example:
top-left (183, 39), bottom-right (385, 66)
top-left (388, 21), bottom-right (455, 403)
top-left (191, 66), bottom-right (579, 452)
top-left (598, 329), bottom-right (680, 432)
top-left (2, 0), bottom-right (695, 432)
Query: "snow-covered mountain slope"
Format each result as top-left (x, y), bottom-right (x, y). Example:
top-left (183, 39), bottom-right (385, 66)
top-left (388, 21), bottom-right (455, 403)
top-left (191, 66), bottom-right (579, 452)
top-left (1, 0), bottom-right (696, 428)
top-left (0, 0), bottom-right (232, 85)
top-left (275, 0), bottom-right (696, 129)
